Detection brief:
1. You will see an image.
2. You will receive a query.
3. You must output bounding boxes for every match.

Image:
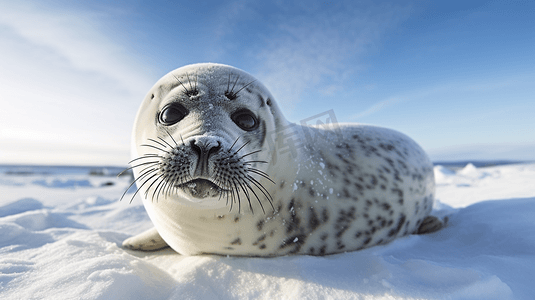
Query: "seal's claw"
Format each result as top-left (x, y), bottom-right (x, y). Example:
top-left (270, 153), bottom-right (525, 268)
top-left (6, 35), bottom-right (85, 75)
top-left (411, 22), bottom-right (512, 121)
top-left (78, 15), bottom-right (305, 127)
top-left (416, 216), bottom-right (447, 234)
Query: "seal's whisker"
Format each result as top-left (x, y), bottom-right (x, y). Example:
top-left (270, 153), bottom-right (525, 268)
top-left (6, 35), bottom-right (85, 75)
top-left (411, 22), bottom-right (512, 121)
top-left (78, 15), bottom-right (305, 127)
top-left (234, 79), bottom-right (256, 96)
top-left (228, 136), bottom-right (241, 152)
top-left (163, 178), bottom-right (173, 199)
top-left (217, 188), bottom-right (224, 202)
top-left (117, 156), bottom-right (158, 177)
top-left (130, 160), bottom-right (160, 168)
top-left (243, 160), bottom-right (269, 165)
top-left (236, 179), bottom-right (253, 214)
top-left (239, 149), bottom-right (262, 159)
top-left (121, 161), bottom-right (160, 175)
top-left (119, 166), bottom-right (159, 202)
top-left (127, 154), bottom-right (161, 165)
top-left (141, 143), bottom-right (171, 154)
top-left (144, 173), bottom-right (164, 198)
top-left (186, 73), bottom-right (198, 96)
top-left (228, 189), bottom-right (236, 213)
top-left (241, 178), bottom-right (265, 214)
top-left (232, 141), bottom-right (250, 156)
top-left (245, 174), bottom-right (274, 205)
top-left (245, 174), bottom-right (273, 202)
top-left (247, 168), bottom-right (275, 184)
top-left (226, 72), bottom-right (232, 94)
top-left (124, 168), bottom-right (159, 203)
top-left (231, 179), bottom-right (242, 214)
top-left (147, 138), bottom-right (170, 150)
top-left (152, 175), bottom-right (168, 202)
top-left (154, 138), bottom-right (173, 151)
top-left (165, 130), bottom-right (179, 147)
top-left (172, 74), bottom-right (190, 95)
top-left (230, 75), bottom-right (240, 93)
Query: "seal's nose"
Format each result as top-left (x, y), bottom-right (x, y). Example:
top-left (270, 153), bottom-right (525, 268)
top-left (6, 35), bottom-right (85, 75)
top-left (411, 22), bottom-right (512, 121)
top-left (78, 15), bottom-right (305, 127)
top-left (191, 139), bottom-right (221, 177)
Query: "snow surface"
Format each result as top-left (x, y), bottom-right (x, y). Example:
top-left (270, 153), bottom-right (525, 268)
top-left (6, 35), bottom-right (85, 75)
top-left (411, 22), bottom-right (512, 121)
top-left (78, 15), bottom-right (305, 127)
top-left (1, 163), bottom-right (534, 299)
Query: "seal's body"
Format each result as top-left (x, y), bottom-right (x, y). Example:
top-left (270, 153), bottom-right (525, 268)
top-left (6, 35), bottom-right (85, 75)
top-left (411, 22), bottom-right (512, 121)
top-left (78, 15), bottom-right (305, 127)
top-left (122, 63), bottom-right (440, 256)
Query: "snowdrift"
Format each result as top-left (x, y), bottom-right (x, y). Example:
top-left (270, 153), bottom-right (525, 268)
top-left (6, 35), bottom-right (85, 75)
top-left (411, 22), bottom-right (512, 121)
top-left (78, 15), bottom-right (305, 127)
top-left (1, 163), bottom-right (534, 299)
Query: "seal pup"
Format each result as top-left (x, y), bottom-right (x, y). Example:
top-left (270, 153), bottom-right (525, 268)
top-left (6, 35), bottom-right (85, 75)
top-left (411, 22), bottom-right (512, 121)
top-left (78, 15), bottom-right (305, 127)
top-left (121, 63), bottom-right (442, 256)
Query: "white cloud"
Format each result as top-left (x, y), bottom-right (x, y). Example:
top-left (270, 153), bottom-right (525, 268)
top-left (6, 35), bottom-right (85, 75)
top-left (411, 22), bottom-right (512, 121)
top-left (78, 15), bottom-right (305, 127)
top-left (0, 1), bottom-right (155, 166)
top-left (350, 96), bottom-right (405, 120)
top-left (254, 2), bottom-right (413, 112)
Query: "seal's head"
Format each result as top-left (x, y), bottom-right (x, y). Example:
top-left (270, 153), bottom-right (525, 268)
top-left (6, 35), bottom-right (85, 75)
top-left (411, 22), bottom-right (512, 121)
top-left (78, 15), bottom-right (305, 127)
top-left (127, 63), bottom-right (287, 213)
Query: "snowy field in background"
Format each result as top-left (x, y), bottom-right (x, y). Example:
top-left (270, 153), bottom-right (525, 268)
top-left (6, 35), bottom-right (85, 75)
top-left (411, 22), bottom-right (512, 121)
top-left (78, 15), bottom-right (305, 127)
top-left (1, 162), bottom-right (534, 300)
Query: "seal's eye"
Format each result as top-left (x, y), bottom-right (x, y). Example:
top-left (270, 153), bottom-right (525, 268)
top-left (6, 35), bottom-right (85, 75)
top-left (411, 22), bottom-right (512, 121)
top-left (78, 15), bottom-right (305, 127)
top-left (159, 103), bottom-right (188, 126)
top-left (231, 109), bottom-right (258, 131)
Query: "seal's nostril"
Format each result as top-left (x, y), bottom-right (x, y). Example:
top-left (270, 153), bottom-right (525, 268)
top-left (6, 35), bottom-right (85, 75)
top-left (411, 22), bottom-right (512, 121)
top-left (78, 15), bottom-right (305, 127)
top-left (190, 140), bottom-right (202, 156)
top-left (191, 140), bottom-right (221, 158)
top-left (208, 143), bottom-right (221, 157)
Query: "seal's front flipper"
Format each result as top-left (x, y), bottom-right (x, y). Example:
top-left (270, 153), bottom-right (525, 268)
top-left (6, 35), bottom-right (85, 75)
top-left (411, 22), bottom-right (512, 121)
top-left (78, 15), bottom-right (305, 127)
top-left (416, 216), bottom-right (448, 234)
top-left (122, 227), bottom-right (169, 251)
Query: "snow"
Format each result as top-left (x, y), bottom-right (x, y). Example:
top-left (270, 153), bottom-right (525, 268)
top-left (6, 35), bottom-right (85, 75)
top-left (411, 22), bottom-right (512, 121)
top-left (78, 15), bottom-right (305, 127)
top-left (1, 163), bottom-right (534, 299)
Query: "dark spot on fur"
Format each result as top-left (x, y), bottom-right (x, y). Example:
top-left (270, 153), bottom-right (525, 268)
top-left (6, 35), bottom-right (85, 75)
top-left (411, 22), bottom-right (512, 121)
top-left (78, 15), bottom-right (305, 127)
top-left (388, 214), bottom-right (406, 237)
top-left (279, 234), bottom-right (307, 254)
top-left (308, 207), bottom-right (320, 230)
top-left (322, 209), bottom-right (329, 223)
top-left (252, 234), bottom-right (266, 246)
top-left (286, 199), bottom-right (301, 234)
top-left (231, 238), bottom-right (242, 245)
top-left (319, 245), bottom-right (327, 255)
top-left (363, 237), bottom-right (372, 245)
top-left (234, 217), bottom-right (240, 223)
top-left (334, 207), bottom-right (356, 238)
top-left (257, 219), bottom-right (265, 231)
top-left (259, 244), bottom-right (266, 249)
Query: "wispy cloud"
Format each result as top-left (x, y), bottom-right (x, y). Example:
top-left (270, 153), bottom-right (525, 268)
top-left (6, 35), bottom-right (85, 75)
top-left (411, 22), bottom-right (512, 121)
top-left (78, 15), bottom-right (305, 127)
top-left (350, 97), bottom-right (405, 120)
top-left (0, 1), bottom-right (155, 165)
top-left (253, 2), bottom-right (413, 111)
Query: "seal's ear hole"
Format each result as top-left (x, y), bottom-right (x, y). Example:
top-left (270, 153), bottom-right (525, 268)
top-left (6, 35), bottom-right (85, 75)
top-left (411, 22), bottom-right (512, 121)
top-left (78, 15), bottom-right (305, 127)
top-left (159, 103), bottom-right (188, 126)
top-left (150, 94), bottom-right (154, 100)
top-left (231, 109), bottom-right (259, 131)
top-left (266, 98), bottom-right (272, 106)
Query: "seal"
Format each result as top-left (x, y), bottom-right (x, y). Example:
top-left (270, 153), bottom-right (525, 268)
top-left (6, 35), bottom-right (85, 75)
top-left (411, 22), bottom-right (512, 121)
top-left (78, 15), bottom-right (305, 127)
top-left (121, 63), bottom-right (442, 256)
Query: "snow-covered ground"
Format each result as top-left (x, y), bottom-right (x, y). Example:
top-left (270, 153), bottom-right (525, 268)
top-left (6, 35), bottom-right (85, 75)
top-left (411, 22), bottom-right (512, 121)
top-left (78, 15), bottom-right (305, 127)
top-left (1, 162), bottom-right (534, 300)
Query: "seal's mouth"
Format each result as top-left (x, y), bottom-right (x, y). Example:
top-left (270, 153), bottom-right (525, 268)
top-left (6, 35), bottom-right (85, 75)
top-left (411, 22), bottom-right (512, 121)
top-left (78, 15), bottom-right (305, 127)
top-left (178, 178), bottom-right (223, 199)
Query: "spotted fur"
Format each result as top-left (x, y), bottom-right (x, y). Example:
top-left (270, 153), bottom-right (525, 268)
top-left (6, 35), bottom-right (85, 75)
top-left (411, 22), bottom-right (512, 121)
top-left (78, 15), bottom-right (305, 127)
top-left (122, 63), bottom-right (439, 256)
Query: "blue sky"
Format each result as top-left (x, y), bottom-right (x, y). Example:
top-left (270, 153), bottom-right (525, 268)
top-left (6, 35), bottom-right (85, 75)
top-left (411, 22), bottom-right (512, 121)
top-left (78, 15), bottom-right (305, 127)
top-left (0, 0), bottom-right (533, 166)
